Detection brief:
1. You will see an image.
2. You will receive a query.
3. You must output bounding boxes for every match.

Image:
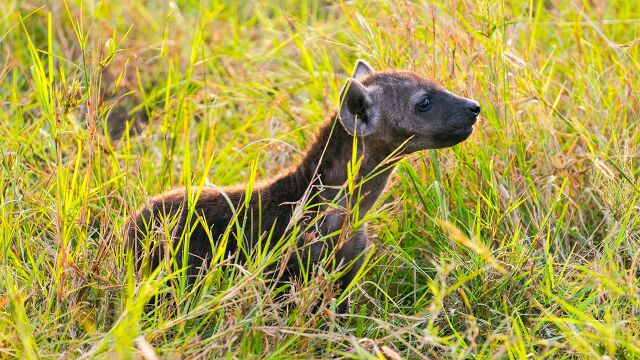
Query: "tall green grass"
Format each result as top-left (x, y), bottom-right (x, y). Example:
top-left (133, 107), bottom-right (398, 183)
top-left (1, 0), bottom-right (639, 358)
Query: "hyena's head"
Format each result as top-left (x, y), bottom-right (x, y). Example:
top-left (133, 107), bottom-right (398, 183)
top-left (338, 60), bottom-right (480, 153)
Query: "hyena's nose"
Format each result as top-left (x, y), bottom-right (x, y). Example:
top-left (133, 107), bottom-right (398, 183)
top-left (467, 101), bottom-right (481, 116)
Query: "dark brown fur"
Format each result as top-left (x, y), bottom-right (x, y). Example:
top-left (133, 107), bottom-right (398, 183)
top-left (124, 61), bottom-right (480, 311)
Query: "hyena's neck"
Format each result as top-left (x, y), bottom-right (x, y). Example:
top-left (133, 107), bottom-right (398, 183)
top-left (268, 113), bottom-right (399, 216)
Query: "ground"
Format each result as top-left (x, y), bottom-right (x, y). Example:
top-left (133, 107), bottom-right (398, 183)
top-left (0, 0), bottom-right (639, 358)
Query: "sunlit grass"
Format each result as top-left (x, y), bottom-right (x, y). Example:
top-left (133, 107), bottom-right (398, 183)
top-left (1, 0), bottom-right (639, 358)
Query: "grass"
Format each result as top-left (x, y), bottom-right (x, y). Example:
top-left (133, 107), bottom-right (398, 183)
top-left (1, 0), bottom-right (639, 358)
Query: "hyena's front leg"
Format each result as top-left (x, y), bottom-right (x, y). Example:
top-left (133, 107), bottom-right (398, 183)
top-left (335, 230), bottom-right (368, 313)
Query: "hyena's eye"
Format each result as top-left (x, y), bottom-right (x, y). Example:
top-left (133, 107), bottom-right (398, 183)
top-left (416, 97), bottom-right (432, 112)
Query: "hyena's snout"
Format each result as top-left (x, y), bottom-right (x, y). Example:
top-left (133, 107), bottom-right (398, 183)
top-left (465, 99), bottom-right (481, 118)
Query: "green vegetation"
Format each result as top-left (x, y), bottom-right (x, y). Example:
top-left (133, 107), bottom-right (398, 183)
top-left (1, 0), bottom-right (639, 358)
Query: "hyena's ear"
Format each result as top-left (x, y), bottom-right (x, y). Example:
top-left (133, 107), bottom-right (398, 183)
top-left (338, 78), bottom-right (377, 136)
top-left (352, 59), bottom-right (374, 79)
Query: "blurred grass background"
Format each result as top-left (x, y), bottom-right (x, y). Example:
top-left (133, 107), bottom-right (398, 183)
top-left (0, 0), bottom-right (639, 358)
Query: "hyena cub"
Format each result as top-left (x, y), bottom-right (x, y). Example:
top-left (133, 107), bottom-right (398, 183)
top-left (124, 60), bottom-right (480, 311)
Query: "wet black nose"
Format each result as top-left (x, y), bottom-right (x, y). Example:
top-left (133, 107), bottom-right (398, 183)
top-left (467, 102), bottom-right (481, 116)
